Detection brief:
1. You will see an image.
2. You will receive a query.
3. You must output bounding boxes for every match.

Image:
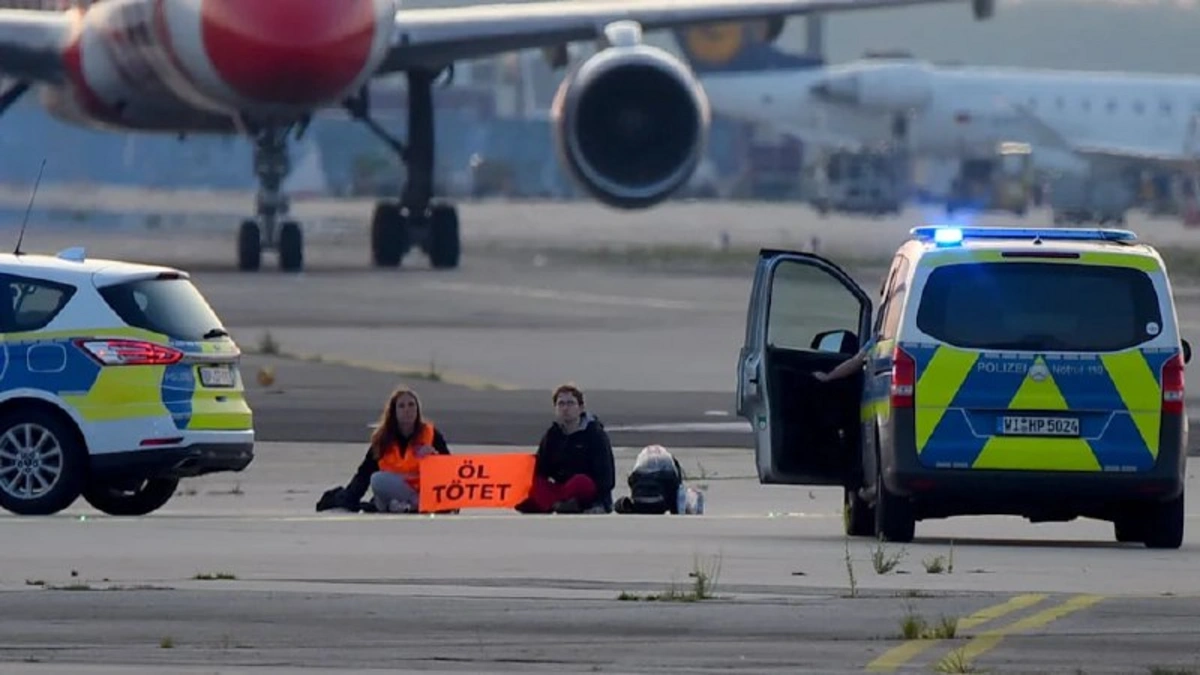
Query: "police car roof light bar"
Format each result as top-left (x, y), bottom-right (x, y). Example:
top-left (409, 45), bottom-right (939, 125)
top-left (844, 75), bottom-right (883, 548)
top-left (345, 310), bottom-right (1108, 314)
top-left (910, 226), bottom-right (1138, 244)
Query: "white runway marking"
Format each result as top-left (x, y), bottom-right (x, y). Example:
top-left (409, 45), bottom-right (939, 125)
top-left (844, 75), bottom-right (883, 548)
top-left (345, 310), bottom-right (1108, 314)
top-left (607, 421), bottom-right (751, 433)
top-left (420, 280), bottom-right (715, 311)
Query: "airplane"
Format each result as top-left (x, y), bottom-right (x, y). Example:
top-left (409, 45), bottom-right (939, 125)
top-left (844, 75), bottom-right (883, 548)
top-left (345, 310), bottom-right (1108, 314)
top-left (670, 22), bottom-right (899, 154)
top-left (687, 40), bottom-right (1200, 191)
top-left (0, 0), bottom-right (997, 273)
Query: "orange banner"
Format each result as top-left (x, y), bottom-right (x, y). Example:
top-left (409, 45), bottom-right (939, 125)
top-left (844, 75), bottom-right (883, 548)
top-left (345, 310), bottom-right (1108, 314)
top-left (418, 453), bottom-right (535, 512)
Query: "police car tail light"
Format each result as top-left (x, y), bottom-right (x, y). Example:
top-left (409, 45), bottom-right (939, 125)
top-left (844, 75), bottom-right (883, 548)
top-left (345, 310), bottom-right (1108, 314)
top-left (891, 347), bottom-right (916, 408)
top-left (74, 339), bottom-right (184, 366)
top-left (1162, 353), bottom-right (1185, 415)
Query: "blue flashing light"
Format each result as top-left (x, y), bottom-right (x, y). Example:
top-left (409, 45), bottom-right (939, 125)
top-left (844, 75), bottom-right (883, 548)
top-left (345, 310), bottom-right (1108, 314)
top-left (932, 227), bottom-right (963, 246)
top-left (910, 226), bottom-right (1138, 244)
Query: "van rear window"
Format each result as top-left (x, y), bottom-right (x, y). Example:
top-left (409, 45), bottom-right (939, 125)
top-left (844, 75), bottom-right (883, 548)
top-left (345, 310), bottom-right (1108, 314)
top-left (915, 262), bottom-right (1162, 352)
top-left (98, 277), bottom-right (225, 341)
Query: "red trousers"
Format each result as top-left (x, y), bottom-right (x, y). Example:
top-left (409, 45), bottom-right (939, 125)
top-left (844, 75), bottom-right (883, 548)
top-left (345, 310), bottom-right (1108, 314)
top-left (524, 475), bottom-right (597, 512)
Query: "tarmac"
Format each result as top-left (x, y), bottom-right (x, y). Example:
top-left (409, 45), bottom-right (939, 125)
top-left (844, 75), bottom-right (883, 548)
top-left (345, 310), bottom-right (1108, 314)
top-left (3, 198), bottom-right (1200, 674)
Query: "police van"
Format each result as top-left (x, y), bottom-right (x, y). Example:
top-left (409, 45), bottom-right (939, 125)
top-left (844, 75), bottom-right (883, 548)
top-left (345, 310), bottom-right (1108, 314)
top-left (737, 226), bottom-right (1189, 548)
top-left (0, 248), bottom-right (254, 517)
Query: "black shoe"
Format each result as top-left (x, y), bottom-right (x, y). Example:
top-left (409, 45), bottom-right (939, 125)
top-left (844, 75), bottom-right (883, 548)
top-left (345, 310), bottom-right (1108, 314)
top-left (552, 498), bottom-right (581, 514)
top-left (514, 498), bottom-right (539, 514)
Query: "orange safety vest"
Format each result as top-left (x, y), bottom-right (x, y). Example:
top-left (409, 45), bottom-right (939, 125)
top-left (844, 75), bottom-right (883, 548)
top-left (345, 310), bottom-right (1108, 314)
top-left (377, 423), bottom-right (436, 491)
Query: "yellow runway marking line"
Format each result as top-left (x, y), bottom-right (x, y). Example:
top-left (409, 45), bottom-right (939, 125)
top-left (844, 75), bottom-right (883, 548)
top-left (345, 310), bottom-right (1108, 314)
top-left (865, 593), bottom-right (1047, 672)
top-left (266, 348), bottom-right (520, 391)
top-left (934, 594), bottom-right (1105, 671)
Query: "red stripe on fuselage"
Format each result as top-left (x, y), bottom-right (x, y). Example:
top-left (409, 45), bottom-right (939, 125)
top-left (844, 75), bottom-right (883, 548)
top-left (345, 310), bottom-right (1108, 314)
top-left (200, 0), bottom-right (377, 106)
top-left (60, 7), bottom-right (122, 122)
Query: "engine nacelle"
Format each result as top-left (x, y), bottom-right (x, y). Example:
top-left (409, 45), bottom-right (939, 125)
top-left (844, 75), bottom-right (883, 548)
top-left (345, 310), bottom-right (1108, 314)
top-left (551, 43), bottom-right (710, 209)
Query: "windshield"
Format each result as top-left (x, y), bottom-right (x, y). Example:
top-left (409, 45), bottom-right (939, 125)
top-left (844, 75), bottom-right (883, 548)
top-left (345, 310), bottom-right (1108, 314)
top-left (916, 262), bottom-right (1162, 352)
top-left (98, 277), bottom-right (226, 341)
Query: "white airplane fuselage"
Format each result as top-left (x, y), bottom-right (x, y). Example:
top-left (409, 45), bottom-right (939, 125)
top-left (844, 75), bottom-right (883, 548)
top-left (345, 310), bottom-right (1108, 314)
top-left (700, 58), bottom-right (1200, 175)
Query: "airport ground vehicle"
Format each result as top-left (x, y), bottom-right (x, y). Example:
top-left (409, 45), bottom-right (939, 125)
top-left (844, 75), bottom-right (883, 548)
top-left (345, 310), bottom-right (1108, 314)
top-left (945, 143), bottom-right (1034, 216)
top-left (0, 248), bottom-right (254, 517)
top-left (805, 149), bottom-right (905, 216)
top-left (737, 226), bottom-right (1189, 548)
top-left (1049, 172), bottom-right (1134, 225)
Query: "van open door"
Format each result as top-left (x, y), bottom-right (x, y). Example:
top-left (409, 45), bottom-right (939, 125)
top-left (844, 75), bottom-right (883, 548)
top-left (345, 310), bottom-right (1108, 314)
top-left (737, 249), bottom-right (873, 485)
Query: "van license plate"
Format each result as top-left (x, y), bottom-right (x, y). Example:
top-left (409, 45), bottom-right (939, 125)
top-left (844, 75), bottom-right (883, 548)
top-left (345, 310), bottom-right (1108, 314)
top-left (199, 365), bottom-right (235, 388)
top-left (1000, 416), bottom-right (1079, 437)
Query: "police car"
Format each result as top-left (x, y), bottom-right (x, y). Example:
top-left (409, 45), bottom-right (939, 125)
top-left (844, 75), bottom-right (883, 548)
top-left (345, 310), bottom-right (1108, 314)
top-left (737, 226), bottom-right (1189, 548)
top-left (0, 247), bottom-right (253, 517)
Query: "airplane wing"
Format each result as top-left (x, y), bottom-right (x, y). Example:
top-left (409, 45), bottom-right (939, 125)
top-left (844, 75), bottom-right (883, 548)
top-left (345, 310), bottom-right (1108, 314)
top-left (0, 9), bottom-right (73, 83)
top-left (381, 0), bottom-right (984, 71)
top-left (1008, 103), bottom-right (1199, 170)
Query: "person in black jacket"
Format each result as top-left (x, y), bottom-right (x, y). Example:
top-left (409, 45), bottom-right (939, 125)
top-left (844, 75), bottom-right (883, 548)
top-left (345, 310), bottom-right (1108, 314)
top-left (316, 387), bottom-right (451, 513)
top-left (515, 383), bottom-right (616, 514)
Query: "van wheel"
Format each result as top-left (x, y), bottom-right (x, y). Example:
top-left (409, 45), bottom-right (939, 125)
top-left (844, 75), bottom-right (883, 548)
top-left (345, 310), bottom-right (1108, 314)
top-left (844, 487), bottom-right (874, 536)
top-left (1143, 493), bottom-right (1184, 550)
top-left (1113, 517), bottom-right (1145, 543)
top-left (874, 463), bottom-right (915, 543)
top-left (82, 477), bottom-right (179, 516)
top-left (0, 409), bottom-right (87, 515)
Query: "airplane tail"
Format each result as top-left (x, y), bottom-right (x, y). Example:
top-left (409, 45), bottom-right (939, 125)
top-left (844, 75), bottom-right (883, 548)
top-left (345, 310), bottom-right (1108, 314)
top-left (671, 21), bottom-right (824, 74)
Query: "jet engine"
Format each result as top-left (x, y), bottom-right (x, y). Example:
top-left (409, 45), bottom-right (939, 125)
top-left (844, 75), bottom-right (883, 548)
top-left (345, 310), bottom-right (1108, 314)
top-left (551, 38), bottom-right (710, 209)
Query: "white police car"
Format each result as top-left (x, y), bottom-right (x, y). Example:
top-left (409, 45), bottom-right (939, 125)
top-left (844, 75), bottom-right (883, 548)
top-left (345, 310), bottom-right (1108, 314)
top-left (0, 247), bottom-right (253, 516)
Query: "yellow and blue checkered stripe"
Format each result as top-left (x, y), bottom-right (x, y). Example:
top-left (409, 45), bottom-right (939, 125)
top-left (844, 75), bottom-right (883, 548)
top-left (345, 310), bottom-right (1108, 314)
top-left (904, 341), bottom-right (1174, 472)
top-left (1, 328), bottom-right (249, 432)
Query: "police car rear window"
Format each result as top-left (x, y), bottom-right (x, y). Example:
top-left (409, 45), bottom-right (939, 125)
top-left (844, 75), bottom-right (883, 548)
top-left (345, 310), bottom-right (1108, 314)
top-left (915, 262), bottom-right (1162, 352)
top-left (98, 278), bottom-right (226, 341)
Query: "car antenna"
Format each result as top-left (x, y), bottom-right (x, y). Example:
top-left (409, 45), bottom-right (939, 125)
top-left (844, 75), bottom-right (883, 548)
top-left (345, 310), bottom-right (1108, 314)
top-left (14, 158), bottom-right (46, 257)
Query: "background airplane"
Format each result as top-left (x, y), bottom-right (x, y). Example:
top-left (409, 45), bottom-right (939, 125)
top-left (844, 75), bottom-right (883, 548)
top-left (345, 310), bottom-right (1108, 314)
top-left (671, 22), bottom-right (897, 154)
top-left (806, 57), bottom-right (1200, 176)
top-left (682, 34), bottom-right (1200, 220)
top-left (0, 0), bottom-right (995, 273)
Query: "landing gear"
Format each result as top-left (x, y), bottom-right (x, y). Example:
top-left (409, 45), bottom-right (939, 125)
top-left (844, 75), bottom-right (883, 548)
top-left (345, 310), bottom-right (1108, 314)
top-left (345, 70), bottom-right (461, 270)
top-left (238, 126), bottom-right (304, 273)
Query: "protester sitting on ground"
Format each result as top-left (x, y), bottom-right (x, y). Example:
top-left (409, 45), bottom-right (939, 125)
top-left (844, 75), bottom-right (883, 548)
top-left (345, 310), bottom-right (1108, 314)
top-left (315, 387), bottom-right (450, 513)
top-left (515, 383), bottom-right (616, 514)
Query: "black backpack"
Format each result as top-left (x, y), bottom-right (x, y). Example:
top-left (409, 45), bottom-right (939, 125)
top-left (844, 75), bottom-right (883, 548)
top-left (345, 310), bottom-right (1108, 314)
top-left (619, 455), bottom-right (683, 515)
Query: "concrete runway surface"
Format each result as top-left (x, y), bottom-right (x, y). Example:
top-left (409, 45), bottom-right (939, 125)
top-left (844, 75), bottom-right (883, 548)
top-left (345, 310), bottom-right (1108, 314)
top-left (4, 443), bottom-right (1200, 674)
top-left (3, 198), bottom-right (1200, 673)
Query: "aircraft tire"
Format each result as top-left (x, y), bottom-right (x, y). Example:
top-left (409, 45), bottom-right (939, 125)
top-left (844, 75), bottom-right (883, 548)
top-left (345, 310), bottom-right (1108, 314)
top-left (428, 203), bottom-right (460, 269)
top-left (371, 202), bottom-right (407, 267)
top-left (279, 221), bottom-right (303, 272)
top-left (238, 220), bottom-right (261, 272)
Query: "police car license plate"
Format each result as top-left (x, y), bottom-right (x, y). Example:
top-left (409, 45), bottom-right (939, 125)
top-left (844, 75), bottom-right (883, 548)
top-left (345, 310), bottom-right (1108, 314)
top-left (199, 365), bottom-right (235, 388)
top-left (999, 416), bottom-right (1079, 437)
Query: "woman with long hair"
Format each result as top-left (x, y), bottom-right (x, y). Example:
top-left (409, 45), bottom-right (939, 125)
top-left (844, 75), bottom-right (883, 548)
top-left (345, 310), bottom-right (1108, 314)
top-left (318, 387), bottom-right (451, 513)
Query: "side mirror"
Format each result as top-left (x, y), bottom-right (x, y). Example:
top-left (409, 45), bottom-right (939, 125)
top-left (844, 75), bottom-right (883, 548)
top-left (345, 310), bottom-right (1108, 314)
top-left (1183, 339), bottom-right (1192, 365)
top-left (812, 329), bottom-right (857, 354)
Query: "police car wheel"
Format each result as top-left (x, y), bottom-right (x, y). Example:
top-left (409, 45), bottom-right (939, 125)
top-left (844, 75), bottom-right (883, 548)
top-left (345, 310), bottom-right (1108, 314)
top-left (844, 487), bottom-right (874, 537)
top-left (0, 409), bottom-right (87, 516)
top-left (874, 464), bottom-right (915, 543)
top-left (82, 477), bottom-right (180, 517)
top-left (1143, 493), bottom-right (1185, 550)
